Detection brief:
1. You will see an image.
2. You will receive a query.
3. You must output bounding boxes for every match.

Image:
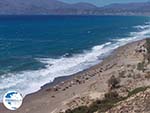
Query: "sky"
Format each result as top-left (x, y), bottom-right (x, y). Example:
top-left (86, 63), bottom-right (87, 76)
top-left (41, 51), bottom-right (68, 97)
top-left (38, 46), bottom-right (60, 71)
top-left (60, 0), bottom-right (149, 6)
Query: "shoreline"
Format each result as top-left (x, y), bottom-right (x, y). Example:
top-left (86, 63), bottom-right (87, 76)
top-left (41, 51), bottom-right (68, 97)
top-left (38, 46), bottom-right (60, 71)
top-left (0, 38), bottom-right (149, 113)
top-left (33, 37), bottom-right (146, 93)
top-left (29, 42), bottom-right (126, 94)
top-left (39, 38), bottom-right (146, 91)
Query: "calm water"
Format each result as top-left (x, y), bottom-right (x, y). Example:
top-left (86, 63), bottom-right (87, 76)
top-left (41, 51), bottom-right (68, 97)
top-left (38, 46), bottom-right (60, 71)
top-left (0, 15), bottom-right (150, 100)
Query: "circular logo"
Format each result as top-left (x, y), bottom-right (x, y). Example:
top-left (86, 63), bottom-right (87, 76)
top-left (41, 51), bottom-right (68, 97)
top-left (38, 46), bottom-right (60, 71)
top-left (3, 91), bottom-right (23, 110)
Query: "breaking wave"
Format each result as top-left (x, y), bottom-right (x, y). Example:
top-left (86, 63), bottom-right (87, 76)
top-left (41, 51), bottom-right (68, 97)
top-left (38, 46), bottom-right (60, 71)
top-left (0, 22), bottom-right (150, 101)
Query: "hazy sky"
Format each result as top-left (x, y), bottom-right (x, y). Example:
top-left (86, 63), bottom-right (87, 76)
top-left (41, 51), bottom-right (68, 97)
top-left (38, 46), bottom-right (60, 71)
top-left (61, 0), bottom-right (149, 6)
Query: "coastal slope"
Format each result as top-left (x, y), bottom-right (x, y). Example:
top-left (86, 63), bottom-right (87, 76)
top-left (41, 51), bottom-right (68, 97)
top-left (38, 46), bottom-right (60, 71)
top-left (0, 39), bottom-right (150, 113)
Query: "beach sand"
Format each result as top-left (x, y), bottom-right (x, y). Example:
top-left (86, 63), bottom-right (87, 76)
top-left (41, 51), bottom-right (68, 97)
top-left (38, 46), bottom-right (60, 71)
top-left (0, 39), bottom-right (150, 113)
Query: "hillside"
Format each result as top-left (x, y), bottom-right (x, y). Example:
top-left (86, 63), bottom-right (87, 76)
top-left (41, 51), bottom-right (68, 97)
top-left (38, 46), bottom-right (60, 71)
top-left (106, 88), bottom-right (150, 113)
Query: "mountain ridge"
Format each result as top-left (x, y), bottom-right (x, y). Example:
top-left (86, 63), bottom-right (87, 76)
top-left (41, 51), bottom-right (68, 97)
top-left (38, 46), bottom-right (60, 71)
top-left (0, 0), bottom-right (150, 15)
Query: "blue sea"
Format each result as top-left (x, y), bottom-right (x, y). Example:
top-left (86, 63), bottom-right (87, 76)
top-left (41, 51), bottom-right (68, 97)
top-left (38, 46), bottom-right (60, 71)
top-left (0, 15), bottom-right (150, 100)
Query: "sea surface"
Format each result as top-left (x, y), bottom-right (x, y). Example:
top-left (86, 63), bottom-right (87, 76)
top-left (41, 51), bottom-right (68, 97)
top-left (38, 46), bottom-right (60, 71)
top-left (0, 15), bottom-right (150, 100)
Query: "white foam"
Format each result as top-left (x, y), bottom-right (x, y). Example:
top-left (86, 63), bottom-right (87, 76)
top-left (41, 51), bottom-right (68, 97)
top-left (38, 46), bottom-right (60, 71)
top-left (0, 41), bottom-right (114, 101)
top-left (133, 25), bottom-right (150, 30)
top-left (114, 22), bottom-right (150, 43)
top-left (0, 22), bottom-right (150, 101)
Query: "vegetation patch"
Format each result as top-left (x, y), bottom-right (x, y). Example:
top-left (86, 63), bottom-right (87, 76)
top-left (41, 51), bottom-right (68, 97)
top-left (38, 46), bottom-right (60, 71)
top-left (146, 39), bottom-right (150, 54)
top-left (137, 61), bottom-right (145, 71)
top-left (64, 86), bottom-right (150, 113)
top-left (65, 93), bottom-right (123, 113)
top-left (108, 75), bottom-right (120, 89)
top-left (65, 106), bottom-right (88, 113)
top-left (145, 72), bottom-right (150, 79)
top-left (146, 38), bottom-right (150, 63)
top-left (127, 86), bottom-right (150, 98)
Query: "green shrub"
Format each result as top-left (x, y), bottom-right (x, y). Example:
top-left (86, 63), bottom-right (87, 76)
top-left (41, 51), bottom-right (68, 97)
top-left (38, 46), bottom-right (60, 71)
top-left (65, 106), bottom-right (88, 113)
top-left (127, 86), bottom-right (149, 97)
top-left (146, 39), bottom-right (150, 54)
top-left (108, 75), bottom-right (120, 89)
top-left (137, 61), bottom-right (145, 71)
top-left (146, 39), bottom-right (150, 63)
top-left (65, 86), bottom-right (150, 113)
top-left (65, 91), bottom-right (121, 113)
top-left (105, 91), bottom-right (119, 100)
top-left (145, 72), bottom-right (150, 79)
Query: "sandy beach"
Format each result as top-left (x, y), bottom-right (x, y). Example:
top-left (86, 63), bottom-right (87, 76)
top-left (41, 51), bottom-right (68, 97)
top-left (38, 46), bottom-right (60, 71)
top-left (0, 39), bottom-right (150, 113)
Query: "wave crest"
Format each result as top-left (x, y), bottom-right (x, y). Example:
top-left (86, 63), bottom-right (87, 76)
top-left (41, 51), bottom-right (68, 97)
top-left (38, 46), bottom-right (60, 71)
top-left (0, 22), bottom-right (150, 101)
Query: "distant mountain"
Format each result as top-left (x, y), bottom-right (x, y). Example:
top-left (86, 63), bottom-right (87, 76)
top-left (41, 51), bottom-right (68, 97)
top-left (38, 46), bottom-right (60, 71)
top-left (103, 2), bottom-right (150, 11)
top-left (70, 2), bottom-right (97, 10)
top-left (0, 0), bottom-right (150, 15)
top-left (103, 2), bottom-right (150, 10)
top-left (99, 2), bottom-right (150, 15)
top-left (0, 0), bottom-right (98, 15)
